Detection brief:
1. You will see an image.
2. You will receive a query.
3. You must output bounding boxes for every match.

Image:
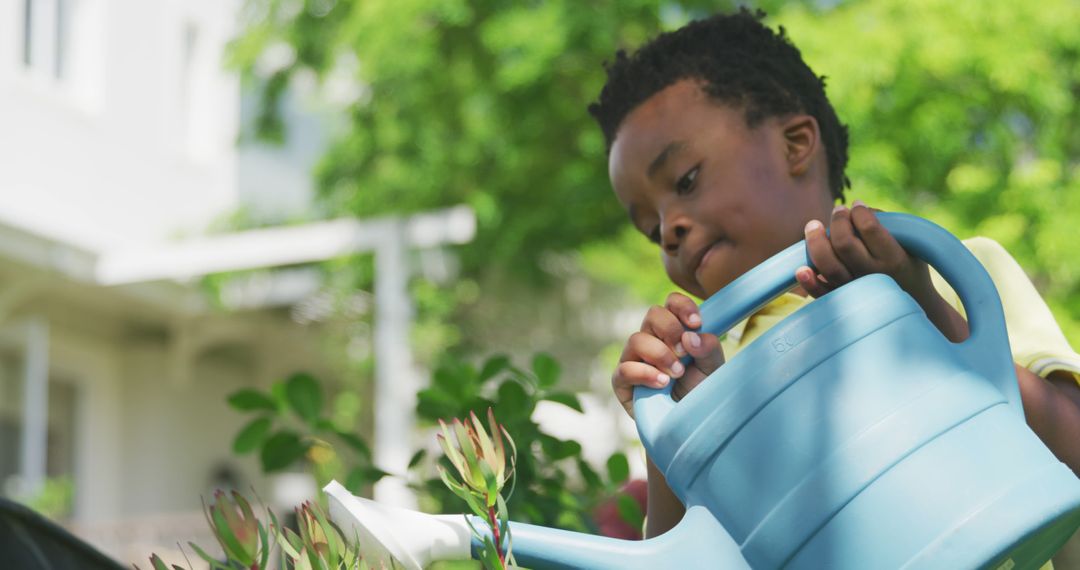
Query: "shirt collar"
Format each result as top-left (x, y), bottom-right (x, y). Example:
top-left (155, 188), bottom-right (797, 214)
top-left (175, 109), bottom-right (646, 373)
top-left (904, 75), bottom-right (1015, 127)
top-left (722, 291), bottom-right (809, 344)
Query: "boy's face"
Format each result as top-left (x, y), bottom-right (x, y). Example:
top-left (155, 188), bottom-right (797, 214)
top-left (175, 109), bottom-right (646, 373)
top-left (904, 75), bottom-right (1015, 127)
top-left (608, 79), bottom-right (832, 298)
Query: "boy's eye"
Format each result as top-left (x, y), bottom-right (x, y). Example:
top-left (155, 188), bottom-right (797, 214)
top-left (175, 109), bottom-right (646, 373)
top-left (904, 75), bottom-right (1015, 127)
top-left (676, 166), bottom-right (699, 195)
top-left (648, 226), bottom-right (661, 244)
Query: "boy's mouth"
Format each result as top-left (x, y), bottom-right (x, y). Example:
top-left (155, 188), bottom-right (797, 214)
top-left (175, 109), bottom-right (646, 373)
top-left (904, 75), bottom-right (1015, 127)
top-left (692, 240), bottom-right (726, 281)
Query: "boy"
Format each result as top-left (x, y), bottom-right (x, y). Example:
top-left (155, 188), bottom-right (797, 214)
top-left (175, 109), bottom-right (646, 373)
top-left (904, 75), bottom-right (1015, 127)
top-left (588, 9), bottom-right (1080, 538)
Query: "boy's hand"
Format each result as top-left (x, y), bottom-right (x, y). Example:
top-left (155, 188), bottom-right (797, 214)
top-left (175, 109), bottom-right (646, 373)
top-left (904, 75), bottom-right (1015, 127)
top-left (612, 292), bottom-right (725, 418)
top-left (800, 201), bottom-right (971, 343)
top-left (797, 201), bottom-right (935, 300)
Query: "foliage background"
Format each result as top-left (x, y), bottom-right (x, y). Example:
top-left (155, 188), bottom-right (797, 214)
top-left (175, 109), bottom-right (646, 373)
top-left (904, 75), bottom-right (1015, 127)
top-left (230, 0), bottom-right (1080, 362)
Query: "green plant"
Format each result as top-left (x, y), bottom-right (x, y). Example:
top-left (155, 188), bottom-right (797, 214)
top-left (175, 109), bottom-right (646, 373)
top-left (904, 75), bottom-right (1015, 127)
top-left (229, 353), bottom-right (632, 534)
top-left (194, 490), bottom-right (272, 569)
top-left (275, 501), bottom-right (364, 570)
top-left (417, 353), bottom-right (630, 532)
top-left (137, 490), bottom-right (363, 570)
top-left (20, 475), bottom-right (74, 520)
top-left (227, 372), bottom-right (387, 492)
top-left (437, 409), bottom-right (516, 569)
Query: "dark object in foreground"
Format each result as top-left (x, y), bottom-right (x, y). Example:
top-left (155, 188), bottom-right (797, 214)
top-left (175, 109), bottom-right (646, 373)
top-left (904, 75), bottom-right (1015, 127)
top-left (0, 498), bottom-right (124, 570)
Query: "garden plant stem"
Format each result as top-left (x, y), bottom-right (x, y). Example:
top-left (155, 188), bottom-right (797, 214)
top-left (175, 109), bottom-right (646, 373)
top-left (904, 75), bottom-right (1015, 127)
top-left (488, 504), bottom-right (505, 568)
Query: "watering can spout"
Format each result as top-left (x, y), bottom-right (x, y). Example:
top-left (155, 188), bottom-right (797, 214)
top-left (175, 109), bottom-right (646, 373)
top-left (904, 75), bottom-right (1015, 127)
top-left (324, 480), bottom-right (473, 569)
top-left (499, 504), bottom-right (750, 569)
top-left (324, 480), bottom-right (751, 569)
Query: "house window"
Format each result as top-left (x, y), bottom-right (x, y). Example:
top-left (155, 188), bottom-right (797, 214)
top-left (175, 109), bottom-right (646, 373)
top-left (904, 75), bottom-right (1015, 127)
top-left (18, 0), bottom-right (102, 111)
top-left (21, 0), bottom-right (72, 79)
top-left (21, 0), bottom-right (33, 67)
top-left (54, 0), bottom-right (72, 80)
top-left (0, 352), bottom-right (77, 503)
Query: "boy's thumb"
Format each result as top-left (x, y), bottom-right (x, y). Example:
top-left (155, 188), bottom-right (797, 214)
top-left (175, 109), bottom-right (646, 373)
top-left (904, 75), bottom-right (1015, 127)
top-left (683, 331), bottom-right (724, 375)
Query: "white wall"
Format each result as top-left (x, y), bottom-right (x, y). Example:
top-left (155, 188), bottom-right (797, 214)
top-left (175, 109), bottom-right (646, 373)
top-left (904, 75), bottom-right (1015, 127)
top-left (0, 0), bottom-right (338, 526)
top-left (118, 342), bottom-right (264, 515)
top-left (0, 0), bottom-right (242, 249)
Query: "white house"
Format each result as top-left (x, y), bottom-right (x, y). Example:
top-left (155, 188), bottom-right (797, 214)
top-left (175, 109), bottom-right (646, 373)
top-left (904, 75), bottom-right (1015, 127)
top-left (0, 0), bottom-right (479, 563)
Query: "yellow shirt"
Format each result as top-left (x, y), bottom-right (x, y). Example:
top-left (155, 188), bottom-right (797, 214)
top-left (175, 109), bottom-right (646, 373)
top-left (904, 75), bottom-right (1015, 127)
top-left (715, 236), bottom-right (1075, 570)
top-left (721, 236), bottom-right (1080, 386)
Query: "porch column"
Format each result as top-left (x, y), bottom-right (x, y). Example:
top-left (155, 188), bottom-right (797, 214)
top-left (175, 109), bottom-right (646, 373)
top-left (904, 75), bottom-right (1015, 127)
top-left (372, 220), bottom-right (418, 508)
top-left (20, 316), bottom-right (49, 496)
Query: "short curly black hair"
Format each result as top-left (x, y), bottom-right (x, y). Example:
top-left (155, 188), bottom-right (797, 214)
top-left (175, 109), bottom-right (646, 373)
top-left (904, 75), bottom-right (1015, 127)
top-left (588, 8), bottom-right (851, 201)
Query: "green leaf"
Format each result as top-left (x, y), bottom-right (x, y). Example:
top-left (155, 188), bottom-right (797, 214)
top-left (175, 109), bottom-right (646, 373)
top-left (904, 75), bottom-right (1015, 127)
top-left (577, 457), bottom-right (602, 490)
top-left (149, 554), bottom-right (170, 570)
top-left (227, 389), bottom-right (277, 412)
top-left (233, 417), bottom-right (273, 454)
top-left (616, 493), bottom-right (645, 532)
top-left (188, 542), bottom-right (233, 570)
top-left (495, 381), bottom-right (531, 421)
top-left (275, 529), bottom-right (302, 561)
top-left (432, 360), bottom-right (476, 402)
top-left (606, 452), bottom-right (630, 485)
top-left (210, 502), bottom-right (253, 566)
top-left (285, 372), bottom-right (323, 425)
top-left (260, 431), bottom-right (308, 472)
top-left (531, 353), bottom-right (560, 388)
top-left (257, 515), bottom-right (271, 569)
top-left (361, 465), bottom-right (391, 482)
top-left (438, 422), bottom-right (469, 480)
top-left (479, 355), bottom-right (511, 382)
top-left (542, 391), bottom-right (582, 412)
top-left (416, 386), bottom-right (460, 423)
top-left (542, 437), bottom-right (581, 460)
top-left (345, 465), bottom-right (391, 490)
top-left (408, 449), bottom-right (427, 469)
top-left (335, 431), bottom-right (372, 459)
top-left (417, 389), bottom-right (458, 422)
top-left (439, 466), bottom-right (487, 518)
top-left (480, 536), bottom-right (504, 570)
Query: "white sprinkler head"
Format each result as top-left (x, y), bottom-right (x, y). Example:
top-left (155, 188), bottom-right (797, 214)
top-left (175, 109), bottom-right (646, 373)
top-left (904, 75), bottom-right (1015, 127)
top-left (323, 480), bottom-right (473, 569)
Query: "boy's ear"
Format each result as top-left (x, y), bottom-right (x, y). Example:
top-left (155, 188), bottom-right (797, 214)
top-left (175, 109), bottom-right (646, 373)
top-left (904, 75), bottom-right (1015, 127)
top-left (781, 115), bottom-right (820, 179)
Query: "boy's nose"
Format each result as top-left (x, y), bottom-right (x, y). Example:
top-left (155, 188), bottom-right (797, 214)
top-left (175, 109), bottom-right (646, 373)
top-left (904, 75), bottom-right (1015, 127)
top-left (662, 223), bottom-right (689, 254)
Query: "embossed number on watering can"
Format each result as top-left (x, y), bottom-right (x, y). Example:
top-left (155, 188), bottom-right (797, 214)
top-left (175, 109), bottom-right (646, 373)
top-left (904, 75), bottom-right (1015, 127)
top-left (771, 334), bottom-right (797, 353)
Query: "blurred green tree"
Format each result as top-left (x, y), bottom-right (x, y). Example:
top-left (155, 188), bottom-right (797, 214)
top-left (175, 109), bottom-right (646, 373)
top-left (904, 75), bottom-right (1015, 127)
top-left (780, 0), bottom-right (1080, 340)
top-left (229, 0), bottom-right (1080, 348)
top-left (228, 0), bottom-right (766, 282)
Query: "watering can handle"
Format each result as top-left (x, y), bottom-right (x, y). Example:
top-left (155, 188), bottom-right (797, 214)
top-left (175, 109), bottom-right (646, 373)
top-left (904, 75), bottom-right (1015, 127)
top-left (633, 212), bottom-right (1018, 441)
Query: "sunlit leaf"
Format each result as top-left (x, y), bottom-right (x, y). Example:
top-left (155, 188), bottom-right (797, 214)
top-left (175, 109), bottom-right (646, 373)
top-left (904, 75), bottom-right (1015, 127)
top-left (606, 452), bottom-right (630, 485)
top-left (285, 372), bottom-right (323, 425)
top-left (616, 493), bottom-right (645, 532)
top-left (227, 389), bottom-right (277, 412)
top-left (408, 448), bottom-right (427, 469)
top-left (233, 417), bottom-right (273, 454)
top-left (260, 431), bottom-right (308, 472)
top-left (531, 353), bottom-right (560, 388)
top-left (479, 355), bottom-right (511, 382)
top-left (542, 391), bottom-right (582, 412)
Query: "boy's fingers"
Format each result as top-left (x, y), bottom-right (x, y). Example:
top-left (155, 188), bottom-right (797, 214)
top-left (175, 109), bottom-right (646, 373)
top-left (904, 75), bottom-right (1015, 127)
top-left (624, 331), bottom-right (686, 378)
top-left (850, 201), bottom-right (905, 267)
top-left (796, 265), bottom-right (832, 298)
top-left (804, 219), bottom-right (853, 286)
top-left (665, 292), bottom-right (703, 329)
top-left (683, 331), bottom-right (724, 376)
top-left (640, 305), bottom-right (685, 353)
top-left (673, 369), bottom-right (708, 401)
top-left (613, 360), bottom-right (670, 390)
top-left (612, 361), bottom-right (670, 418)
top-left (828, 205), bottom-right (873, 270)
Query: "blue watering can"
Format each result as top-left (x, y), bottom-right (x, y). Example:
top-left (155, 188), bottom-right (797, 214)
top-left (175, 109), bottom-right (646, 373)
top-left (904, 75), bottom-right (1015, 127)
top-left (325, 213), bottom-right (1080, 569)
